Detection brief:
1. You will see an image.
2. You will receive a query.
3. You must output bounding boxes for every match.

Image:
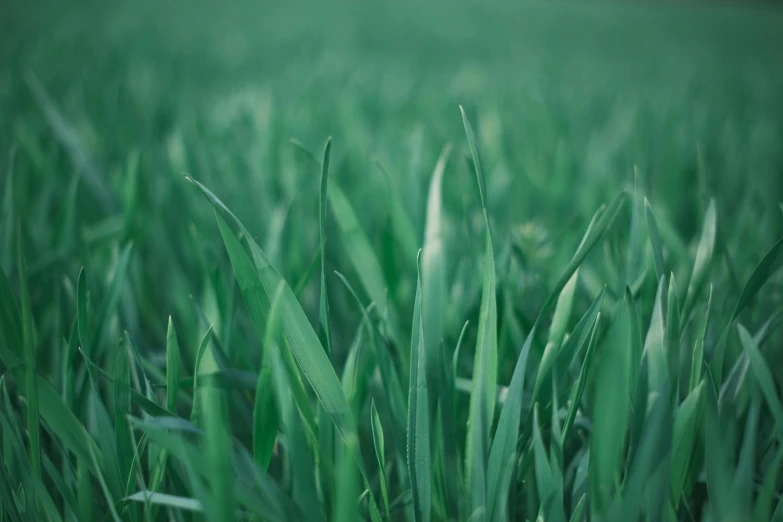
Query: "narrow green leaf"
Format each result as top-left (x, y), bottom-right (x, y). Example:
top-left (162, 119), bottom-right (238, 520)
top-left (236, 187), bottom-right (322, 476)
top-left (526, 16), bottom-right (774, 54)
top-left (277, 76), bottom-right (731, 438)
top-left (753, 442), bottom-right (783, 522)
top-left (461, 106), bottom-right (498, 521)
top-left (562, 313), bottom-right (601, 444)
top-left (114, 335), bottom-right (133, 494)
top-left (644, 197), bottom-right (665, 282)
top-left (124, 491), bottom-right (203, 513)
top-left (371, 401), bottom-right (390, 519)
top-left (189, 325), bottom-right (214, 426)
top-left (408, 256), bottom-right (431, 522)
top-left (422, 144), bottom-right (452, 391)
top-left (683, 199), bottom-right (717, 317)
top-left (670, 381), bottom-right (705, 507)
top-left (689, 285), bottom-right (712, 391)
top-left (18, 228), bottom-right (40, 487)
top-left (590, 289), bottom-right (634, 516)
top-left (739, 324), bottom-right (783, 439)
top-left (165, 317), bottom-right (181, 413)
top-left (328, 182), bottom-right (404, 349)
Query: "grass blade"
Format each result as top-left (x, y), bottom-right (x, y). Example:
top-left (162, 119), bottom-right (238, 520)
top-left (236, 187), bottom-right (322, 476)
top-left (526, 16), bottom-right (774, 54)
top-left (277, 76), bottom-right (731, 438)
top-left (371, 400), bottom-right (390, 519)
top-left (18, 228), bottom-right (41, 492)
top-left (739, 324), bottom-right (783, 439)
top-left (644, 197), bottom-right (665, 281)
top-left (461, 106), bottom-right (497, 520)
top-left (590, 288), bottom-right (634, 517)
top-left (407, 255), bottom-right (431, 522)
top-left (683, 199), bottom-right (717, 318)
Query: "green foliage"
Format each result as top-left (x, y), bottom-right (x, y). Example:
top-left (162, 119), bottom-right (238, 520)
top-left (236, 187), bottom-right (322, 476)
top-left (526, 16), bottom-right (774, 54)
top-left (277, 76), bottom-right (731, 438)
top-left (1, 2), bottom-right (783, 521)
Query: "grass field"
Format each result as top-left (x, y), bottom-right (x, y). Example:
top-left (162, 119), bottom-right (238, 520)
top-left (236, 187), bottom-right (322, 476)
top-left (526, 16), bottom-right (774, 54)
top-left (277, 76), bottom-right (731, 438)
top-left (2, 1), bottom-right (783, 520)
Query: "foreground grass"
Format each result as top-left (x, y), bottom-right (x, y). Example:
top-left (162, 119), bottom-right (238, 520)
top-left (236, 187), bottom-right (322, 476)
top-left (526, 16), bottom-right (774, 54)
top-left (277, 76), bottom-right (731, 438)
top-left (2, 1), bottom-right (783, 521)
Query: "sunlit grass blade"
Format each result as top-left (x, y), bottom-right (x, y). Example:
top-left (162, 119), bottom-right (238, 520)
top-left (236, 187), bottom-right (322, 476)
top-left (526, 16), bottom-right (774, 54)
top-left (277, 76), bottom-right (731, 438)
top-left (422, 144), bottom-right (452, 391)
top-left (407, 255), bottom-right (431, 522)
top-left (683, 199), bottom-right (716, 319)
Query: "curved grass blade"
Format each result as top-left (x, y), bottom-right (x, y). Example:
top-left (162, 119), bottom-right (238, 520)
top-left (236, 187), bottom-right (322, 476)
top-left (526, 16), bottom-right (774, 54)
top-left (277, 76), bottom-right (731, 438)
top-left (407, 256), bottom-right (431, 522)
top-left (683, 199), bottom-right (716, 318)
top-left (422, 144), bottom-right (452, 391)
top-left (712, 234), bottom-right (783, 378)
top-left (561, 313), bottom-right (601, 445)
top-left (189, 325), bottom-right (214, 426)
top-left (328, 182), bottom-right (404, 350)
top-left (739, 325), bottom-right (783, 439)
top-left (670, 381), bottom-right (705, 507)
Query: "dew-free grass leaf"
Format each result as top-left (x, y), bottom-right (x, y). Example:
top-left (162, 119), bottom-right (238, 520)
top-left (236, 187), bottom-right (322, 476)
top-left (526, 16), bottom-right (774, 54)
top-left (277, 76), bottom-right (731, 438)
top-left (165, 317), bottom-right (181, 412)
top-left (683, 199), bottom-right (717, 318)
top-left (644, 197), bottom-right (665, 281)
top-left (461, 106), bottom-right (498, 520)
top-left (590, 288), bottom-right (634, 516)
top-left (328, 181), bottom-right (404, 350)
top-left (739, 324), bottom-right (783, 439)
top-left (407, 259), bottom-right (431, 522)
top-left (371, 400), bottom-right (390, 519)
top-left (17, 230), bottom-right (41, 488)
top-left (422, 144), bottom-right (452, 391)
top-left (562, 313), bottom-right (601, 445)
top-left (670, 380), bottom-right (705, 507)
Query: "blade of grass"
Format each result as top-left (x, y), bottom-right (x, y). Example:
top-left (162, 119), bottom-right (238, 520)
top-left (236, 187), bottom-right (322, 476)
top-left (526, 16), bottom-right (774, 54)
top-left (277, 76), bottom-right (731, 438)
top-left (422, 144), bottom-right (452, 391)
top-left (18, 228), bottom-right (41, 491)
top-left (644, 197), bottom-right (665, 281)
top-left (407, 254), bottom-right (431, 522)
top-left (683, 199), bottom-right (716, 319)
top-left (460, 106), bottom-right (498, 522)
top-left (590, 288), bottom-right (634, 517)
top-left (739, 325), bottom-right (783, 439)
top-left (371, 400), bottom-right (390, 519)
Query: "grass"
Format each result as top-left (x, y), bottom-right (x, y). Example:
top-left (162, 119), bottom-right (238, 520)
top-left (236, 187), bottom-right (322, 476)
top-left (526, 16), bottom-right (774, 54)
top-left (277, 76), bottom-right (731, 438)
top-left (2, 0), bottom-right (783, 520)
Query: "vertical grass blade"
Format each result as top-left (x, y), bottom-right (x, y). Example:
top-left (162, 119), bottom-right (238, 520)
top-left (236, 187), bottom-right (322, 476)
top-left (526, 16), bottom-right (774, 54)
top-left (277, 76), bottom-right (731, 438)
top-left (370, 401), bottom-right (390, 519)
top-left (18, 228), bottom-right (41, 497)
top-left (590, 288), bottom-right (634, 517)
top-left (739, 325), bottom-right (783, 439)
top-left (407, 255), bottom-right (431, 522)
top-left (644, 197), bottom-right (665, 281)
top-left (461, 106), bottom-right (497, 521)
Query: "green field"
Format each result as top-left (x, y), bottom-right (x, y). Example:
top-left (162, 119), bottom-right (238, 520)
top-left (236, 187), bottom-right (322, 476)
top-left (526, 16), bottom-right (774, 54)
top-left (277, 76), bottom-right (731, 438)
top-left (2, 1), bottom-right (783, 520)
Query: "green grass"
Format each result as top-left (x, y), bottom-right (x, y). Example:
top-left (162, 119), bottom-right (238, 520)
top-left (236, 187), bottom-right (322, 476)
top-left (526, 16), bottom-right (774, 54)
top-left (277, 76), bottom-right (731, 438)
top-left (2, 0), bottom-right (783, 520)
